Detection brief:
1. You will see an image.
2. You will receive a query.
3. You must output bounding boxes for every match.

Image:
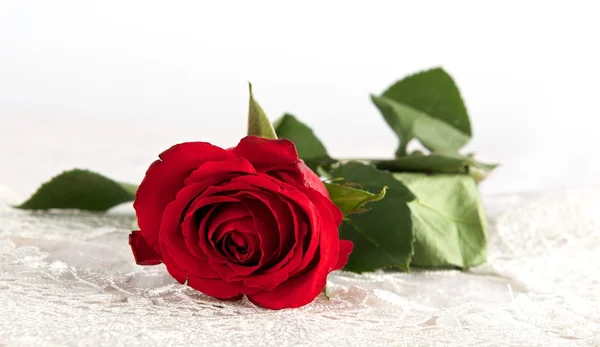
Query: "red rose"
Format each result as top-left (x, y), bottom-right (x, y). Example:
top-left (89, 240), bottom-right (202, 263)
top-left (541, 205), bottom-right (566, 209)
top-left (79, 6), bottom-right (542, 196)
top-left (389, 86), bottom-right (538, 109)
top-left (129, 136), bottom-right (353, 309)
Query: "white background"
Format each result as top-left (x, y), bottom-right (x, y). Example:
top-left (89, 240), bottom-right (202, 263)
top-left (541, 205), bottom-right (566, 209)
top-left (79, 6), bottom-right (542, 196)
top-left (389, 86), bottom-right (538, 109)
top-left (1, 0), bottom-right (599, 195)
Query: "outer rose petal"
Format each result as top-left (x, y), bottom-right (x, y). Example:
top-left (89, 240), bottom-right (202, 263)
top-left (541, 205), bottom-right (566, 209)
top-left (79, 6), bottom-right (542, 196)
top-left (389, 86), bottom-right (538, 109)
top-left (161, 250), bottom-right (189, 284)
top-left (297, 181), bottom-right (343, 227)
top-left (187, 275), bottom-right (260, 299)
top-left (129, 231), bottom-right (162, 265)
top-left (162, 251), bottom-right (249, 301)
top-left (269, 161), bottom-right (344, 225)
top-left (135, 142), bottom-right (234, 251)
top-left (298, 160), bottom-right (330, 198)
top-left (334, 240), bottom-right (353, 270)
top-left (266, 161), bottom-right (329, 198)
top-left (183, 157), bottom-right (256, 186)
top-left (232, 136), bottom-right (298, 170)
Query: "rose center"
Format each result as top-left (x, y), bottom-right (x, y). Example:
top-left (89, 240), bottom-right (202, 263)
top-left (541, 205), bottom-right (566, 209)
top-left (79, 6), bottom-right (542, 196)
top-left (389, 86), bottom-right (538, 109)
top-left (217, 230), bottom-right (259, 264)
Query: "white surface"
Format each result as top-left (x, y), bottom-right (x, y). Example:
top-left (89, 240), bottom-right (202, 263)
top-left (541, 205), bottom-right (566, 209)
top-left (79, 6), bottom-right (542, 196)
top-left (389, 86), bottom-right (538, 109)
top-left (1, 1), bottom-right (600, 194)
top-left (1, 187), bottom-right (599, 346)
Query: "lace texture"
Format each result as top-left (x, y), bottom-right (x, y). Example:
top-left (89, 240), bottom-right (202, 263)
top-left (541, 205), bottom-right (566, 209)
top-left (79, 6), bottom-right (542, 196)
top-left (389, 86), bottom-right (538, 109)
top-left (1, 187), bottom-right (599, 346)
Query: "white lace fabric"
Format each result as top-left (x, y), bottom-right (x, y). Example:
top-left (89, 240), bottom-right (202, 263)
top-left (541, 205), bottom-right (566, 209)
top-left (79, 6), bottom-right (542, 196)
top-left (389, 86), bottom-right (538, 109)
top-left (1, 188), bottom-right (599, 346)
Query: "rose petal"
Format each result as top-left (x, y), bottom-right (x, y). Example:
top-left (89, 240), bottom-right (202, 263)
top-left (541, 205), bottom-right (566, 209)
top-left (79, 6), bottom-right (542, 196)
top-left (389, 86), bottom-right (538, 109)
top-left (220, 293), bottom-right (245, 302)
top-left (232, 136), bottom-right (299, 171)
top-left (298, 160), bottom-right (330, 198)
top-left (161, 251), bottom-right (190, 284)
top-left (301, 183), bottom-right (343, 227)
top-left (267, 160), bottom-right (329, 198)
top-left (212, 216), bottom-right (254, 244)
top-left (240, 195), bottom-right (280, 265)
top-left (195, 175), bottom-right (283, 200)
top-left (275, 188), bottom-right (322, 271)
top-left (162, 251), bottom-right (247, 300)
top-left (182, 203), bottom-right (224, 260)
top-left (181, 203), bottom-right (250, 259)
top-left (202, 203), bottom-right (251, 251)
top-left (193, 201), bottom-right (254, 265)
top-left (187, 275), bottom-right (260, 299)
top-left (129, 230), bottom-right (162, 265)
top-left (211, 216), bottom-right (260, 266)
top-left (194, 203), bottom-right (243, 264)
top-left (191, 202), bottom-right (262, 281)
top-left (135, 142), bottom-right (234, 251)
top-left (237, 189), bottom-right (294, 260)
top-left (334, 239), bottom-right (353, 270)
top-left (183, 157), bottom-right (256, 186)
top-left (257, 197), bottom-right (306, 274)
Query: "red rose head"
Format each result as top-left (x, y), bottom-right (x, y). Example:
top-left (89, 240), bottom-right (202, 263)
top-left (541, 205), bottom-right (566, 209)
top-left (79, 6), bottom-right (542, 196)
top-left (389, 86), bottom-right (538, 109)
top-left (129, 136), bottom-right (353, 309)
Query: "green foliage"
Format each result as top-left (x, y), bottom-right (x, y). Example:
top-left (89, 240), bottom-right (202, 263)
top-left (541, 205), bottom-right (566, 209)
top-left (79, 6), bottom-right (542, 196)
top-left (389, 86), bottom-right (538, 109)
top-left (395, 173), bottom-right (488, 268)
top-left (17, 169), bottom-right (136, 211)
top-left (373, 68), bottom-right (472, 157)
top-left (382, 67), bottom-right (471, 136)
top-left (332, 163), bottom-right (415, 273)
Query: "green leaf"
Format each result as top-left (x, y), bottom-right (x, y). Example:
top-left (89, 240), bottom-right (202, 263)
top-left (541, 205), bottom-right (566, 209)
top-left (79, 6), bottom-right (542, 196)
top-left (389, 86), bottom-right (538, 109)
top-left (382, 67), bottom-right (471, 136)
top-left (372, 95), bottom-right (470, 156)
top-left (17, 169), bottom-right (136, 211)
top-left (247, 82), bottom-right (277, 139)
top-left (324, 182), bottom-right (386, 215)
top-left (375, 153), bottom-right (498, 182)
top-left (332, 162), bottom-right (415, 273)
top-left (394, 173), bottom-right (487, 269)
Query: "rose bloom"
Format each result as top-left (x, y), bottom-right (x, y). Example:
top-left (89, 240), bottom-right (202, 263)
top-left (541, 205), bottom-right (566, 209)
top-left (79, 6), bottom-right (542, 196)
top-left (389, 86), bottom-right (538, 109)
top-left (129, 136), bottom-right (353, 309)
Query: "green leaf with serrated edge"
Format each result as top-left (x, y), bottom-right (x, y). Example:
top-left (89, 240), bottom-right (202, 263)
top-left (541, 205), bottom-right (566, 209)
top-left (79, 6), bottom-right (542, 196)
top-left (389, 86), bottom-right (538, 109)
top-left (394, 173), bottom-right (487, 269)
top-left (382, 67), bottom-right (471, 136)
top-left (274, 113), bottom-right (329, 160)
top-left (372, 95), bottom-right (470, 156)
top-left (247, 83), bottom-right (277, 139)
top-left (332, 163), bottom-right (415, 273)
top-left (17, 169), bottom-right (136, 211)
top-left (324, 182), bottom-right (386, 215)
top-left (375, 153), bottom-right (498, 182)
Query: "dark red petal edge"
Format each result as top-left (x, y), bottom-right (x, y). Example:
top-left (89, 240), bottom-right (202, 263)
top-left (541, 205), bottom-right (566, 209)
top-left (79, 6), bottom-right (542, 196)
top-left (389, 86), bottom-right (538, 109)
top-left (129, 230), bottom-right (163, 265)
top-left (334, 239), bottom-right (353, 270)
